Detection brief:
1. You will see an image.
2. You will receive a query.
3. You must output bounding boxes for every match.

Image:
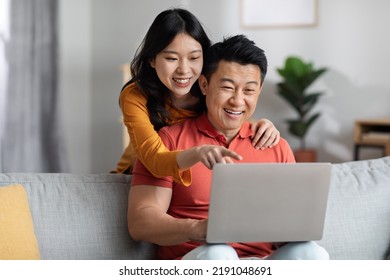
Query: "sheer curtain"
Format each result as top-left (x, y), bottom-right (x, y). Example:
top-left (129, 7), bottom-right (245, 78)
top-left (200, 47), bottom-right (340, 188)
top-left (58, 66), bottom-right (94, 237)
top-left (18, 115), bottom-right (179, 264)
top-left (0, 0), bottom-right (10, 172)
top-left (0, 0), bottom-right (68, 172)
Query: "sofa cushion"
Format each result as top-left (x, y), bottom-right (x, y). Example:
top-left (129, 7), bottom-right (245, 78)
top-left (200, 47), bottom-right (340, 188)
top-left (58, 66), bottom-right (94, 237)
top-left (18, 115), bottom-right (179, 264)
top-left (0, 173), bottom-right (156, 260)
top-left (0, 184), bottom-right (40, 260)
top-left (318, 157), bottom-right (390, 259)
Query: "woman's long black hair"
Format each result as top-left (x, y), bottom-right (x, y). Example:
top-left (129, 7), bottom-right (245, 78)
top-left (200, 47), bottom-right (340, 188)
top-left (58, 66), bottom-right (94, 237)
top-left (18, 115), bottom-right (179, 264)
top-left (123, 8), bottom-right (211, 130)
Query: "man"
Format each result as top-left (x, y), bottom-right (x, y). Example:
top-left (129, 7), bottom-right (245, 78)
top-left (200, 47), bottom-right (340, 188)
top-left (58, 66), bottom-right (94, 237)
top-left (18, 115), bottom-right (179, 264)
top-left (128, 35), bottom-right (329, 260)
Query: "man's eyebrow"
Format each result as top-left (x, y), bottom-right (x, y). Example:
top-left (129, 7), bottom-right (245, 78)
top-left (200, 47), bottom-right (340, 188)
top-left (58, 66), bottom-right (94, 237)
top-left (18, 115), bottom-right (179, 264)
top-left (246, 80), bottom-right (260, 85)
top-left (220, 78), bottom-right (234, 83)
top-left (220, 78), bottom-right (259, 85)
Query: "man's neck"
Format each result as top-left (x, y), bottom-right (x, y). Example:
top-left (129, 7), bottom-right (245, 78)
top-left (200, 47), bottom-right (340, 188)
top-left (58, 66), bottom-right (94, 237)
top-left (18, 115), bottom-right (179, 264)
top-left (223, 131), bottom-right (240, 144)
top-left (172, 94), bottom-right (199, 111)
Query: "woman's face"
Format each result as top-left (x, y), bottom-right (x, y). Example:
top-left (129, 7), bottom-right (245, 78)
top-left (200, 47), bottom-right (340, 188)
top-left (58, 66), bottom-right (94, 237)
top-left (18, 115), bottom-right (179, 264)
top-left (150, 33), bottom-right (203, 99)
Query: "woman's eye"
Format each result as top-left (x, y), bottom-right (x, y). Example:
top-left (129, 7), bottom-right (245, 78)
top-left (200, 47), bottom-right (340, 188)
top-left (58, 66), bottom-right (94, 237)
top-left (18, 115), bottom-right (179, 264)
top-left (190, 56), bottom-right (200, 61)
top-left (165, 57), bottom-right (177, 61)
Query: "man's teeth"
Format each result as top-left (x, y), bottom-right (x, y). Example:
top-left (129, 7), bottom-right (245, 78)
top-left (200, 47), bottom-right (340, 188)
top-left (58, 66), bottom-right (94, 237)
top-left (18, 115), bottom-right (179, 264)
top-left (173, 78), bottom-right (190, 84)
top-left (224, 109), bottom-right (243, 115)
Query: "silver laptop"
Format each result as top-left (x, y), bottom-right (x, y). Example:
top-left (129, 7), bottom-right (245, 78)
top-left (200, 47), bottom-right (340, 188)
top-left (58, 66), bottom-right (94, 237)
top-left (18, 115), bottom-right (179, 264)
top-left (206, 162), bottom-right (331, 243)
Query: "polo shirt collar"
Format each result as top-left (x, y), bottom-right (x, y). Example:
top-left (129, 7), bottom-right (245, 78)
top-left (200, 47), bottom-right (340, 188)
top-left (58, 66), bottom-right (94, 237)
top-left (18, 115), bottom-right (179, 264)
top-left (195, 112), bottom-right (253, 140)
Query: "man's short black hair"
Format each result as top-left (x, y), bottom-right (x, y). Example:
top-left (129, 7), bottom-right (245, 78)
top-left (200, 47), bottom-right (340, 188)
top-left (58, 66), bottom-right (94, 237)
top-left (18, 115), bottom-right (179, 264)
top-left (202, 35), bottom-right (267, 84)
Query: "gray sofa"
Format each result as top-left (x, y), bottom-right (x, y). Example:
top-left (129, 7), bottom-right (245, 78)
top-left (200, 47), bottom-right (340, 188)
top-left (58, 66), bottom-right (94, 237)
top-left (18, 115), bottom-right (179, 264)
top-left (1, 157), bottom-right (390, 260)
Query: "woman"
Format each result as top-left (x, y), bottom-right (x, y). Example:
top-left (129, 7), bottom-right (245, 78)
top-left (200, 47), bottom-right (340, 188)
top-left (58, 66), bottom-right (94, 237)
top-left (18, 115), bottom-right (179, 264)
top-left (114, 8), bottom-right (280, 185)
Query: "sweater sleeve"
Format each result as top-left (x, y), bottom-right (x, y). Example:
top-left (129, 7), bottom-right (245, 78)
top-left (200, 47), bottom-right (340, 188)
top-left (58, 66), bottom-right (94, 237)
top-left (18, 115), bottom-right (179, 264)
top-left (118, 84), bottom-right (191, 186)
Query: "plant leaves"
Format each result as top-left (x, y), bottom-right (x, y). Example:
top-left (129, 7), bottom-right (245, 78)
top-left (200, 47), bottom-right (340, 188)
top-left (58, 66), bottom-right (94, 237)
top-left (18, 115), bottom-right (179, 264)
top-left (276, 56), bottom-right (327, 148)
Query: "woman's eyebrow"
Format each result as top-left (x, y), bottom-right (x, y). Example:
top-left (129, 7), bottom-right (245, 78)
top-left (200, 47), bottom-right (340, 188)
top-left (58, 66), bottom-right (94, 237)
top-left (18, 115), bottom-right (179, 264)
top-left (161, 49), bottom-right (202, 55)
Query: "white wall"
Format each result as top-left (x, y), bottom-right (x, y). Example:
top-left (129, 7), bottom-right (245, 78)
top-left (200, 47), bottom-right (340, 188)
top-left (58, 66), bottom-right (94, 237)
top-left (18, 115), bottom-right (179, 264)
top-left (59, 0), bottom-right (390, 173)
top-left (59, 0), bottom-right (92, 173)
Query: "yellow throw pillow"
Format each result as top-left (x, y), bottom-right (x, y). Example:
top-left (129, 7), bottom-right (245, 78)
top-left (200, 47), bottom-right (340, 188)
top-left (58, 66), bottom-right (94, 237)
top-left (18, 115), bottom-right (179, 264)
top-left (0, 184), bottom-right (40, 259)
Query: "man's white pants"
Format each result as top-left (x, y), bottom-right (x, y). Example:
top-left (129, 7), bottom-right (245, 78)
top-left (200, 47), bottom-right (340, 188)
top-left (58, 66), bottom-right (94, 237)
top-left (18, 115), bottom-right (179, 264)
top-left (182, 241), bottom-right (329, 260)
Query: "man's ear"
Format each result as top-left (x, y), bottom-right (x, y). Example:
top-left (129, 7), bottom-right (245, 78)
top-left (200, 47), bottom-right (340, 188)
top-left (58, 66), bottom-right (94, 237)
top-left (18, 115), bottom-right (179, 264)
top-left (259, 82), bottom-right (264, 94)
top-left (198, 75), bottom-right (208, 96)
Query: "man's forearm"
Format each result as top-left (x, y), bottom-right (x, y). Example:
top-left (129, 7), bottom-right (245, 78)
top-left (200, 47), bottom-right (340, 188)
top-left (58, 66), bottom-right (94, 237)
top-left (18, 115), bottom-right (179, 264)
top-left (129, 207), bottom-right (205, 246)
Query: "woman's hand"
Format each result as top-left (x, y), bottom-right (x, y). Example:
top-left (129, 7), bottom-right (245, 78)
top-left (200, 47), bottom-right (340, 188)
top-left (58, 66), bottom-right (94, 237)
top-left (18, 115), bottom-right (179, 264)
top-left (250, 119), bottom-right (280, 150)
top-left (177, 145), bottom-right (242, 170)
top-left (194, 145), bottom-right (242, 169)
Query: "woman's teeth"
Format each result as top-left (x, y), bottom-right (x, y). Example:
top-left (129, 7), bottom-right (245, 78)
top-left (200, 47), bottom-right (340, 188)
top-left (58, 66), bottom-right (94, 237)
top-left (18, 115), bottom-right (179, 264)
top-left (173, 78), bottom-right (190, 84)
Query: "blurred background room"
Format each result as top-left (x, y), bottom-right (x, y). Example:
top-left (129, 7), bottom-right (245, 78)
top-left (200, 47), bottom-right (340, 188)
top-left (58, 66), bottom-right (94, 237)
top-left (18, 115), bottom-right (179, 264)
top-left (1, 0), bottom-right (389, 173)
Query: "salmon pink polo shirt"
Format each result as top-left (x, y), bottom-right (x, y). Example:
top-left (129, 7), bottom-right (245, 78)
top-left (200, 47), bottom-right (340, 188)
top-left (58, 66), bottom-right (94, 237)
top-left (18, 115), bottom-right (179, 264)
top-left (131, 112), bottom-right (296, 260)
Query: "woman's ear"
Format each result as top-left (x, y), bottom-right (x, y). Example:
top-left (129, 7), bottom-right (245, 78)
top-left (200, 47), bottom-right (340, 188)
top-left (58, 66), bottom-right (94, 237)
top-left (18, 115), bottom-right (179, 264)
top-left (198, 75), bottom-right (208, 96)
top-left (149, 58), bottom-right (155, 68)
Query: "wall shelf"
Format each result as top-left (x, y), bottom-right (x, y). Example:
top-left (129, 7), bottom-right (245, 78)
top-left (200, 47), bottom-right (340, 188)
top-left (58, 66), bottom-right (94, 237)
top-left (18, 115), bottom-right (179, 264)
top-left (353, 118), bottom-right (390, 160)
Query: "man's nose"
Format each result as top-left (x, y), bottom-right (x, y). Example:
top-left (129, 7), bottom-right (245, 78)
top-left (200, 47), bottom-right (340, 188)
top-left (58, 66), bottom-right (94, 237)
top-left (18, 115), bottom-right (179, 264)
top-left (230, 91), bottom-right (245, 106)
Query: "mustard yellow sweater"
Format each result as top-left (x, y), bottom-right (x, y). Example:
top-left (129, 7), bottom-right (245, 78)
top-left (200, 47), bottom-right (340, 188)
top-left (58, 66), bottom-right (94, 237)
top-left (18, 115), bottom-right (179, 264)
top-left (114, 83), bottom-right (197, 186)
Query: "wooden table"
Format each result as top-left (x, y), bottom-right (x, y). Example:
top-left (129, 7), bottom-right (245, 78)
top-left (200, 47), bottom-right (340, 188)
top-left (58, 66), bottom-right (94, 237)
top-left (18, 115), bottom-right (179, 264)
top-left (353, 118), bottom-right (390, 160)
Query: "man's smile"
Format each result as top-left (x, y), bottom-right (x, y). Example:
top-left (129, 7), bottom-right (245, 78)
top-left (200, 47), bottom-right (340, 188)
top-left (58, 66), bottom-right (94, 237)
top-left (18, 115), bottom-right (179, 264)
top-left (224, 108), bottom-right (244, 116)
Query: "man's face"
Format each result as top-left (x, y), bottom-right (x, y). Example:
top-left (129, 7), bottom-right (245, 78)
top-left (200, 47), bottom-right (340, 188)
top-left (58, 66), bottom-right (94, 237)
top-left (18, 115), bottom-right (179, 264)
top-left (199, 60), bottom-right (263, 141)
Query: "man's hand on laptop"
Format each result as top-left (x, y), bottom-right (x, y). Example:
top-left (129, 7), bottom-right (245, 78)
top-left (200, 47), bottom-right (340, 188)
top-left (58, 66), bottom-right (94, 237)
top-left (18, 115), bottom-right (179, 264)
top-left (177, 145), bottom-right (243, 170)
top-left (272, 242), bottom-right (287, 249)
top-left (188, 219), bottom-right (208, 242)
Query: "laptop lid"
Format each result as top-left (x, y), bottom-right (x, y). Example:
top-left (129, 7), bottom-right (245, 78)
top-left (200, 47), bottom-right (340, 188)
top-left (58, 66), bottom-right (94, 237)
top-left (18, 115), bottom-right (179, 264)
top-left (206, 162), bottom-right (331, 243)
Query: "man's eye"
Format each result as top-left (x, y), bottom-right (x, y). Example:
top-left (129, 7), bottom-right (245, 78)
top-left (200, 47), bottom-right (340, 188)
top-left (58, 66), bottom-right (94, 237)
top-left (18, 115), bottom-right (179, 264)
top-left (245, 89), bottom-right (256, 95)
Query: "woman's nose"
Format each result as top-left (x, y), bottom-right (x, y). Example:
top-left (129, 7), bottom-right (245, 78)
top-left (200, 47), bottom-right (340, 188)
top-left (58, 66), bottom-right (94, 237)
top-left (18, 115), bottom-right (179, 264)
top-left (177, 59), bottom-right (190, 74)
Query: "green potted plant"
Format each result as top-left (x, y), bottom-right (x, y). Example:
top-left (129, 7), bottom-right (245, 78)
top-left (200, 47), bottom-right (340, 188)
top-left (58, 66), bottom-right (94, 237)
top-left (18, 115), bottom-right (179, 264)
top-left (276, 56), bottom-right (327, 162)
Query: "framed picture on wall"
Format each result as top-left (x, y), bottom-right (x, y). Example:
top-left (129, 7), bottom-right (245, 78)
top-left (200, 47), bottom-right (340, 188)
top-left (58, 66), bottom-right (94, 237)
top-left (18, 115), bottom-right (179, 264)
top-left (241, 0), bottom-right (318, 28)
